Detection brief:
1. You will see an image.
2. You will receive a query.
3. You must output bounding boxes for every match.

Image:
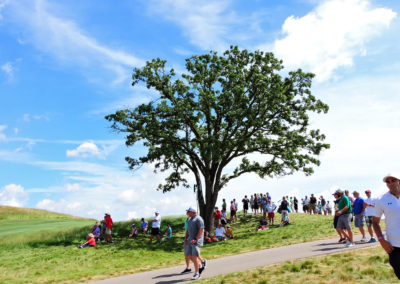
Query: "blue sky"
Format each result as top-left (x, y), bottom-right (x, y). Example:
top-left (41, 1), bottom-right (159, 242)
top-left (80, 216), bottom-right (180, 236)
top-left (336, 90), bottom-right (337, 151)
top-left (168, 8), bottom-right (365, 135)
top-left (0, 0), bottom-right (399, 221)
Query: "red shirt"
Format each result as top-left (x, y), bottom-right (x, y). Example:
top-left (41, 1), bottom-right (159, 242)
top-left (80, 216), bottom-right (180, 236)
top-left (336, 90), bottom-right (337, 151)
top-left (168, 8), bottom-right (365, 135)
top-left (213, 210), bottom-right (221, 220)
top-left (105, 216), bottom-right (113, 229)
top-left (87, 237), bottom-right (96, 246)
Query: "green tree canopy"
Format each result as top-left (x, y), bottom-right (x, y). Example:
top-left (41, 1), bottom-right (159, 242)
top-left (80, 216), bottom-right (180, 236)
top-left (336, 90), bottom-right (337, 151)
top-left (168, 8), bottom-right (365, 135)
top-left (106, 46), bottom-right (329, 231)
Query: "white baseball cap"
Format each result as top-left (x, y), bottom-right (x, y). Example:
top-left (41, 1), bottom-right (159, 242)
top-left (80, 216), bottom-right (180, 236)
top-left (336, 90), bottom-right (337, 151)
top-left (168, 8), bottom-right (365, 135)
top-left (383, 173), bottom-right (400, 182)
top-left (186, 207), bottom-right (197, 213)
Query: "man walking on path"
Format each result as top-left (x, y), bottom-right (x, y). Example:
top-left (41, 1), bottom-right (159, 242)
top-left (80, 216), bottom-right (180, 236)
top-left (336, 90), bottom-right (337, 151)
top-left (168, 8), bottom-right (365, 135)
top-left (184, 207), bottom-right (205, 280)
top-left (373, 173), bottom-right (400, 279)
top-left (335, 189), bottom-right (354, 247)
top-left (149, 211), bottom-right (161, 244)
top-left (364, 189), bottom-right (376, 242)
top-left (352, 191), bottom-right (367, 242)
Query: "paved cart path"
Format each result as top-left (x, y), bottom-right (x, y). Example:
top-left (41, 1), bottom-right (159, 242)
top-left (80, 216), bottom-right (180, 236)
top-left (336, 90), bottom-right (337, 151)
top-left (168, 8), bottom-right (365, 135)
top-left (91, 236), bottom-right (379, 284)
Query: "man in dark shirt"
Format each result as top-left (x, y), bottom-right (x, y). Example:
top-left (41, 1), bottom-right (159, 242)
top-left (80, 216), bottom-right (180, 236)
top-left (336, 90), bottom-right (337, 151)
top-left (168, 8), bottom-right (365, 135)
top-left (242, 195), bottom-right (250, 215)
top-left (309, 194), bottom-right (317, 214)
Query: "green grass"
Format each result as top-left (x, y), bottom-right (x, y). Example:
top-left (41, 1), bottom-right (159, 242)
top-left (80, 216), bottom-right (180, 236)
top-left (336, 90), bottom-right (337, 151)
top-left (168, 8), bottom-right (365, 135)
top-left (0, 206), bottom-right (95, 245)
top-left (199, 246), bottom-right (398, 283)
top-left (0, 208), bottom-right (344, 283)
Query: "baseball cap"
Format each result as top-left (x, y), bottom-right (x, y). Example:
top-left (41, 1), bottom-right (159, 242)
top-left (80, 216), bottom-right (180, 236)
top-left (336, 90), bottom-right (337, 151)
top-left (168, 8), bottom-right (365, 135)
top-left (332, 189), bottom-right (343, 195)
top-left (105, 212), bottom-right (110, 216)
top-left (186, 207), bottom-right (197, 213)
top-left (383, 173), bottom-right (400, 182)
top-left (155, 210), bottom-right (160, 214)
top-left (365, 189), bottom-right (371, 193)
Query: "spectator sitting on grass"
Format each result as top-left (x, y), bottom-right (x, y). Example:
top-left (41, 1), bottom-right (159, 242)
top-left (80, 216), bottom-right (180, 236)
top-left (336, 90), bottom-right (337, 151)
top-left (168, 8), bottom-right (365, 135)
top-left (78, 233), bottom-right (96, 248)
top-left (204, 231), bottom-right (212, 243)
top-left (140, 218), bottom-right (148, 236)
top-left (164, 223), bottom-right (173, 239)
top-left (215, 223), bottom-right (226, 241)
top-left (92, 222), bottom-right (101, 241)
top-left (250, 218), bottom-right (269, 231)
top-left (225, 225), bottom-right (234, 239)
top-left (129, 223), bottom-right (139, 238)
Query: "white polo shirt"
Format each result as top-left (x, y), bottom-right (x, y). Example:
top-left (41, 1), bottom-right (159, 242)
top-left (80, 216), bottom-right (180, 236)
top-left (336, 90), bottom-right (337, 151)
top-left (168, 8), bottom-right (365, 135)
top-left (374, 191), bottom-right (400, 247)
top-left (364, 197), bottom-right (376, 217)
top-left (152, 214), bottom-right (161, 228)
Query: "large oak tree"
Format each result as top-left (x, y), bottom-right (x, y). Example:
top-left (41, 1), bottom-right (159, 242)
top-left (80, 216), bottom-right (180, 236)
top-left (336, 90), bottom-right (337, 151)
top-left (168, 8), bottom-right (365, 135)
top-left (106, 46), bottom-right (329, 231)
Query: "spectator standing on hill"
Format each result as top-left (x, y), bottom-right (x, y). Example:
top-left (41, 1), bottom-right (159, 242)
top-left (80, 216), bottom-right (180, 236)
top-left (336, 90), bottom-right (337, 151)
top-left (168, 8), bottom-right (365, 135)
top-left (184, 207), bottom-right (205, 280)
top-left (293, 197), bottom-right (298, 213)
top-left (213, 207), bottom-right (221, 230)
top-left (242, 195), bottom-right (250, 215)
top-left (364, 190), bottom-right (376, 242)
top-left (326, 201), bottom-right (332, 215)
top-left (234, 199), bottom-right (239, 214)
top-left (230, 201), bottom-right (237, 222)
top-left (254, 194), bottom-right (259, 215)
top-left (320, 196), bottom-right (327, 215)
top-left (303, 196), bottom-right (310, 213)
top-left (280, 197), bottom-right (290, 225)
top-left (309, 194), bottom-right (317, 214)
top-left (335, 189), bottom-right (354, 247)
top-left (266, 192), bottom-right (271, 200)
top-left (222, 199), bottom-right (227, 211)
top-left (261, 197), bottom-right (268, 219)
top-left (352, 191), bottom-right (367, 242)
top-left (250, 195), bottom-right (255, 214)
top-left (150, 211), bottom-right (162, 244)
top-left (266, 200), bottom-right (277, 225)
top-left (373, 173), bottom-right (400, 279)
top-left (105, 213), bottom-right (113, 243)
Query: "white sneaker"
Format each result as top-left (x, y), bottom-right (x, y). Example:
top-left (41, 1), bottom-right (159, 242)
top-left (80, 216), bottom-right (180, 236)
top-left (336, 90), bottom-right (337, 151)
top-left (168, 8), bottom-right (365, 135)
top-left (346, 242), bottom-right (355, 247)
top-left (361, 237), bottom-right (368, 242)
top-left (191, 273), bottom-right (201, 280)
top-left (346, 239), bottom-right (351, 246)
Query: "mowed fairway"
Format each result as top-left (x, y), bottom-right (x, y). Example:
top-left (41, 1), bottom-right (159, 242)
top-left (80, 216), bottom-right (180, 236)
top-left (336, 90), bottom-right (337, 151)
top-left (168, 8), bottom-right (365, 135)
top-left (0, 206), bottom-right (95, 245)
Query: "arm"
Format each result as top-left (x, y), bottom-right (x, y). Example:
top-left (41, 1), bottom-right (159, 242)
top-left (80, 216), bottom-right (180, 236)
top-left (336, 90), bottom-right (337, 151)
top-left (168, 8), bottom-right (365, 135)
top-left (191, 228), bottom-right (204, 244)
top-left (360, 202), bottom-right (367, 215)
top-left (335, 205), bottom-right (349, 216)
top-left (373, 216), bottom-right (393, 254)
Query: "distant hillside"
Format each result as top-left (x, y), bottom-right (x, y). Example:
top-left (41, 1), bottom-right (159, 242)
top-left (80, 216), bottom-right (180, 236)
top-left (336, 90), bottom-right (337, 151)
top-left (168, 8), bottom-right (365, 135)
top-left (0, 206), bottom-right (95, 245)
top-left (0, 205), bottom-right (92, 221)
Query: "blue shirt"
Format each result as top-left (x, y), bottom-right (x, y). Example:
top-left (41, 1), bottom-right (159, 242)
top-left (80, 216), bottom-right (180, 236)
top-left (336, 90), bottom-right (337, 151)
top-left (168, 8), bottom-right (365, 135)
top-left (141, 220), bottom-right (148, 229)
top-left (353, 197), bottom-right (365, 215)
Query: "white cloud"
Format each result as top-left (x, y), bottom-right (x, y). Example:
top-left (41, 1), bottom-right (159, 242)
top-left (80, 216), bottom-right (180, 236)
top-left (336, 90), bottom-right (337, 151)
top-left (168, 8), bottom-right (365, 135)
top-left (35, 198), bottom-right (83, 213)
top-left (271, 0), bottom-right (396, 82)
top-left (66, 142), bottom-right (101, 158)
top-left (22, 113), bottom-right (49, 122)
top-left (149, 0), bottom-right (236, 52)
top-left (0, 0), bottom-right (9, 21)
top-left (8, 0), bottom-right (144, 85)
top-left (0, 125), bottom-right (6, 141)
top-left (0, 184), bottom-right (28, 207)
top-left (1, 62), bottom-right (13, 80)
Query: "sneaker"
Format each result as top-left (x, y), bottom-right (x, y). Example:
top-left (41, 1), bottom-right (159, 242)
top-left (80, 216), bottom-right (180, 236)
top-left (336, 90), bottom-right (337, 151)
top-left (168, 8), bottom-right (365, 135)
top-left (345, 239), bottom-right (351, 246)
top-left (199, 265), bottom-right (204, 275)
top-left (338, 238), bottom-right (345, 243)
top-left (346, 242), bottom-right (355, 248)
top-left (202, 258), bottom-right (207, 268)
top-left (181, 268), bottom-right (191, 274)
top-left (368, 237), bottom-right (377, 243)
top-left (361, 237), bottom-right (368, 242)
top-left (191, 273), bottom-right (200, 280)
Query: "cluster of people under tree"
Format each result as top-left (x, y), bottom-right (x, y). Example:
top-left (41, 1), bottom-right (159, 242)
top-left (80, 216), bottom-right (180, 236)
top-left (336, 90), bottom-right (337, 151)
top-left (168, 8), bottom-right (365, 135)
top-left (301, 194), bottom-right (333, 215)
top-left (76, 172), bottom-right (400, 280)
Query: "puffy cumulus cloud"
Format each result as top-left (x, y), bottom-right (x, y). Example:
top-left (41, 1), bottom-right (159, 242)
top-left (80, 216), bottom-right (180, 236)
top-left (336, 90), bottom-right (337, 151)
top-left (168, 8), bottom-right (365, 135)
top-left (272, 0), bottom-right (396, 82)
top-left (66, 142), bottom-right (101, 158)
top-left (35, 198), bottom-right (83, 214)
top-left (0, 184), bottom-right (28, 207)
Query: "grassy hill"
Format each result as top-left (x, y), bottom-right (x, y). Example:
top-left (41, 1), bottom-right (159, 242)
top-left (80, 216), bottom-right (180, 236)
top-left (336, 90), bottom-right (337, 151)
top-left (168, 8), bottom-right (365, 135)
top-left (0, 206), bottom-right (95, 245)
